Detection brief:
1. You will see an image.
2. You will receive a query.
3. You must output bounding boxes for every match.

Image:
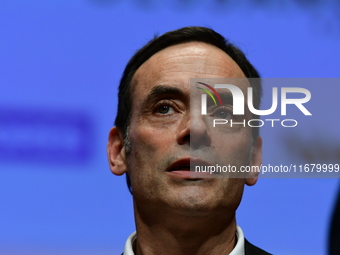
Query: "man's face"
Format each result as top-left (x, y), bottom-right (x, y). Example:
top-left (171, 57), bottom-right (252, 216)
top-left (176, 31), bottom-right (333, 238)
top-left (116, 42), bottom-right (261, 216)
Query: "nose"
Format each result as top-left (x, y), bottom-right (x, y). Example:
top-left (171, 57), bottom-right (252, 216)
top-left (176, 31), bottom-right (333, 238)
top-left (176, 110), bottom-right (211, 149)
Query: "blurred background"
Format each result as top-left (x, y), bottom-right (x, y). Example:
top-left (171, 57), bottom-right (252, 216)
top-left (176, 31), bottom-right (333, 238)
top-left (0, 0), bottom-right (339, 254)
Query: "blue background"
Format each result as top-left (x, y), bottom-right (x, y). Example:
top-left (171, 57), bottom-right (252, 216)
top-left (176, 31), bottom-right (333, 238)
top-left (1, 1), bottom-right (339, 254)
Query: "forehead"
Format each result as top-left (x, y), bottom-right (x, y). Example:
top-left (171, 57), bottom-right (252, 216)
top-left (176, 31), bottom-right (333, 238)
top-left (131, 42), bottom-right (246, 98)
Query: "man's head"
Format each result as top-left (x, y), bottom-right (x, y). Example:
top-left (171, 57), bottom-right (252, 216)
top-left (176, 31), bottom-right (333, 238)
top-left (115, 26), bottom-right (261, 145)
top-left (107, 26), bottom-right (262, 216)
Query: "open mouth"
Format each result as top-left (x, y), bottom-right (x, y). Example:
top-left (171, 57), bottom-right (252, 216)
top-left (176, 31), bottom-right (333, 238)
top-left (166, 158), bottom-right (193, 173)
top-left (166, 158), bottom-right (212, 176)
top-left (167, 166), bottom-right (191, 172)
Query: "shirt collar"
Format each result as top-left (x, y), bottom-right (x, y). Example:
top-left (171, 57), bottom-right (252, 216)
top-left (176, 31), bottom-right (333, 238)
top-left (123, 225), bottom-right (245, 255)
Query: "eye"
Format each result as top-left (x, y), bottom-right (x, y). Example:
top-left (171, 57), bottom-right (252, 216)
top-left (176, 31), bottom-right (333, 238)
top-left (214, 110), bottom-right (230, 119)
top-left (212, 107), bottom-right (232, 119)
top-left (157, 104), bottom-right (175, 115)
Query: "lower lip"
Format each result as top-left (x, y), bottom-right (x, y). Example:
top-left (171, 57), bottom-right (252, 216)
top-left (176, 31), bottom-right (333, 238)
top-left (166, 170), bottom-right (213, 179)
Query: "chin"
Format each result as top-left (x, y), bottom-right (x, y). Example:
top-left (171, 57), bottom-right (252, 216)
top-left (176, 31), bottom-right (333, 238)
top-left (167, 189), bottom-right (222, 213)
top-left (165, 183), bottom-right (242, 215)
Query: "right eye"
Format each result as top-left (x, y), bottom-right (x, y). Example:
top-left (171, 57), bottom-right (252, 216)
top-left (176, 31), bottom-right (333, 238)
top-left (153, 100), bottom-right (177, 116)
top-left (157, 105), bottom-right (175, 115)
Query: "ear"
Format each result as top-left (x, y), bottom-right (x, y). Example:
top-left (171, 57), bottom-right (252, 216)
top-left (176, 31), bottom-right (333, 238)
top-left (107, 127), bottom-right (127, 176)
top-left (245, 136), bottom-right (262, 186)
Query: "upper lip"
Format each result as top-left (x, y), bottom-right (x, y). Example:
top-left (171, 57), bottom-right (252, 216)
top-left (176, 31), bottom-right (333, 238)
top-left (166, 157), bottom-right (211, 172)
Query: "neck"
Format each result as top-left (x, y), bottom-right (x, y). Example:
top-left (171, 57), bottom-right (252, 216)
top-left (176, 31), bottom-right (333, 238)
top-left (133, 201), bottom-right (237, 255)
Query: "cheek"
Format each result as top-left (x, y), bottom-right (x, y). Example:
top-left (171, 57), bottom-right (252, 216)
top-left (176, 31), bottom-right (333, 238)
top-left (126, 126), bottom-right (175, 202)
top-left (213, 130), bottom-right (253, 168)
top-left (126, 126), bottom-right (174, 182)
top-left (222, 179), bottom-right (244, 209)
top-left (130, 119), bottom-right (178, 154)
top-left (214, 130), bottom-right (252, 153)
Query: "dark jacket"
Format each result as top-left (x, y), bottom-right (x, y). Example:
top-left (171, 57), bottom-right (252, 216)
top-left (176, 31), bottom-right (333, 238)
top-left (245, 239), bottom-right (272, 255)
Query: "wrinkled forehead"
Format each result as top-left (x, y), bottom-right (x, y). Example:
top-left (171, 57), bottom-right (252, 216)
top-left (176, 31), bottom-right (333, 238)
top-left (130, 42), bottom-right (247, 97)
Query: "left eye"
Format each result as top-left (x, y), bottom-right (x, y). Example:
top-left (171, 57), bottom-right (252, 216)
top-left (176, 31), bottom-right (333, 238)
top-left (214, 110), bottom-right (231, 119)
top-left (157, 105), bottom-right (174, 114)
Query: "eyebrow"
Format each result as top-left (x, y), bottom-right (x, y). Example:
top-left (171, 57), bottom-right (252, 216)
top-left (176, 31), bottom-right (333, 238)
top-left (141, 85), bottom-right (187, 108)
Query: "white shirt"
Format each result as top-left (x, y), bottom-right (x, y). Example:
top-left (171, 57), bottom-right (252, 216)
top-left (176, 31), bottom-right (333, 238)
top-left (123, 225), bottom-right (245, 255)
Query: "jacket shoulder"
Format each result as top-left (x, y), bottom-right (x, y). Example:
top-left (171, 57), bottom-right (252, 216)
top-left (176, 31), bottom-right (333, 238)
top-left (245, 239), bottom-right (272, 255)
